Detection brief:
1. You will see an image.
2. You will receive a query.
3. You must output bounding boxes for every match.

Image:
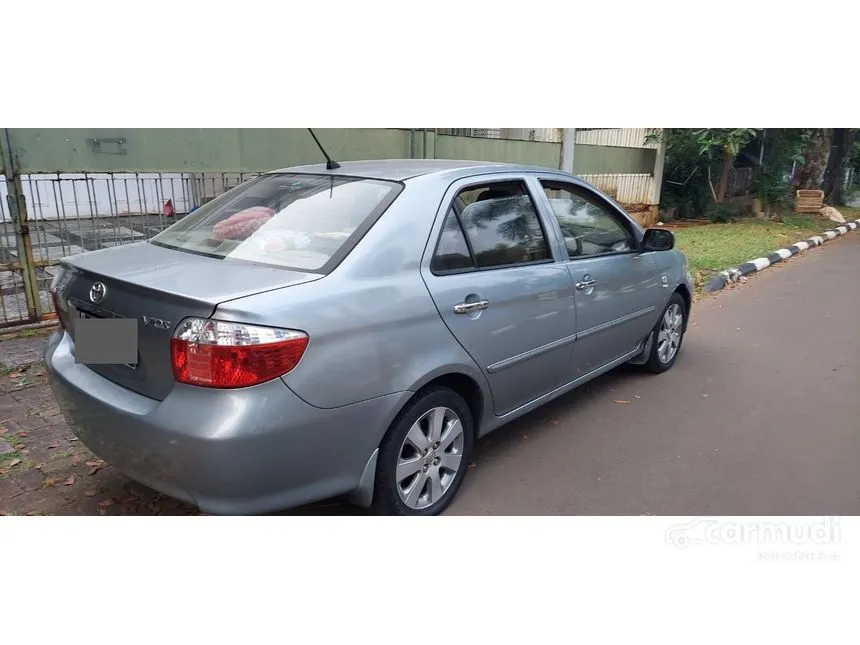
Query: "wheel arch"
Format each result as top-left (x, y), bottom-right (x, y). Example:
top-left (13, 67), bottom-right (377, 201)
top-left (673, 284), bottom-right (692, 330)
top-left (406, 370), bottom-right (487, 434)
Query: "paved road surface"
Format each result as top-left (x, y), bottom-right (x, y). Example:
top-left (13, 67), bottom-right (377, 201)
top-left (447, 232), bottom-right (860, 515)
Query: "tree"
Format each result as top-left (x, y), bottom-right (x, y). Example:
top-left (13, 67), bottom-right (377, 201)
top-left (792, 129), bottom-right (832, 191)
top-left (753, 129), bottom-right (805, 211)
top-left (821, 128), bottom-right (857, 205)
top-left (648, 128), bottom-right (759, 204)
top-left (695, 129), bottom-right (759, 203)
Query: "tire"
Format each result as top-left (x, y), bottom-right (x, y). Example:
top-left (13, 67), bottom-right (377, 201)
top-left (371, 387), bottom-right (474, 516)
top-left (643, 292), bottom-right (688, 374)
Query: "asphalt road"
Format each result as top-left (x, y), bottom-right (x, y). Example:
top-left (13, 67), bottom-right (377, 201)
top-left (446, 231), bottom-right (860, 515)
top-left (291, 232), bottom-right (859, 515)
top-left (287, 233), bottom-right (859, 516)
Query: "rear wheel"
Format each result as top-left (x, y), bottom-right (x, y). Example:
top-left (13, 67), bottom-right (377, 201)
top-left (643, 293), bottom-right (687, 374)
top-left (371, 387), bottom-right (474, 516)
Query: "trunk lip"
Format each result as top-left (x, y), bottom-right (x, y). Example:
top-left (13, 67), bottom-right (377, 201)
top-left (59, 245), bottom-right (324, 308)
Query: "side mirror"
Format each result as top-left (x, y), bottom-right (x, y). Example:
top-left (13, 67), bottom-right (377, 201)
top-left (641, 228), bottom-right (675, 252)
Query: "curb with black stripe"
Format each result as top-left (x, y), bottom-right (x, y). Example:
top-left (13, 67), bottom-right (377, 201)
top-left (704, 219), bottom-right (860, 293)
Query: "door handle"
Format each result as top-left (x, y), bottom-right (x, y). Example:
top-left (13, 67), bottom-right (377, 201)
top-left (453, 300), bottom-right (489, 314)
top-left (575, 279), bottom-right (597, 290)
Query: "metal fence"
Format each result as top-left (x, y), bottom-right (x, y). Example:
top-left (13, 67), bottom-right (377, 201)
top-left (0, 172), bottom-right (257, 328)
top-left (435, 128), bottom-right (561, 142)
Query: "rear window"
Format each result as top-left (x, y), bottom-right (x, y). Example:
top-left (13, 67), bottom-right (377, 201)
top-left (150, 173), bottom-right (402, 272)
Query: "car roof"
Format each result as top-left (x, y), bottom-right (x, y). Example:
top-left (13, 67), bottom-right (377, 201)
top-left (266, 159), bottom-right (567, 182)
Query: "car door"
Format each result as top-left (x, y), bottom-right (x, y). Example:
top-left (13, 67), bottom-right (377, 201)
top-left (420, 174), bottom-right (577, 416)
top-left (535, 178), bottom-right (664, 377)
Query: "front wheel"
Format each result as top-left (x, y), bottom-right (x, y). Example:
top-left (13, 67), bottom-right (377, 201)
top-left (643, 293), bottom-right (687, 374)
top-left (371, 387), bottom-right (474, 516)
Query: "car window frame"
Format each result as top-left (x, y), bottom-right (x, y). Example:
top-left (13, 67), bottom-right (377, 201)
top-left (426, 174), bottom-right (560, 277)
top-left (531, 175), bottom-right (646, 262)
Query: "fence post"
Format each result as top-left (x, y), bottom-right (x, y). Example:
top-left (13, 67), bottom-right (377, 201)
top-left (561, 129), bottom-right (576, 173)
top-left (424, 129), bottom-right (436, 159)
top-left (651, 132), bottom-right (667, 205)
top-left (0, 129), bottom-right (42, 321)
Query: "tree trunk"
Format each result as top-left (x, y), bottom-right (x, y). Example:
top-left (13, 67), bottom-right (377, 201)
top-left (824, 129), bottom-right (856, 205)
top-left (716, 148), bottom-right (733, 203)
top-left (821, 129), bottom-right (845, 197)
top-left (793, 128), bottom-right (832, 190)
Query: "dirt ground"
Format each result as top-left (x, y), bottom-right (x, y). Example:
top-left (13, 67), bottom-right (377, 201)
top-left (0, 332), bottom-right (199, 516)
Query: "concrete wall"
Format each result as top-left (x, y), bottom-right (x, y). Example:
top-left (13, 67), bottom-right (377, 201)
top-left (3, 128), bottom-right (657, 176)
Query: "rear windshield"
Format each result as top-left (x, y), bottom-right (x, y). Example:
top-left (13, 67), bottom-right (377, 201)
top-left (151, 173), bottom-right (402, 272)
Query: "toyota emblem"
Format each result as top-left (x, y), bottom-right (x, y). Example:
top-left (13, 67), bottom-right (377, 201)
top-left (89, 282), bottom-right (107, 304)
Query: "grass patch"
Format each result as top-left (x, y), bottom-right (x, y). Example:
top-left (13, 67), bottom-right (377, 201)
top-left (0, 433), bottom-right (35, 473)
top-left (837, 205), bottom-right (860, 220)
top-left (674, 214), bottom-right (838, 285)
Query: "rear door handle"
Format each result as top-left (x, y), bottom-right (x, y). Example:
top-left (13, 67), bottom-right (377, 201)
top-left (453, 300), bottom-right (489, 314)
top-left (575, 279), bottom-right (596, 290)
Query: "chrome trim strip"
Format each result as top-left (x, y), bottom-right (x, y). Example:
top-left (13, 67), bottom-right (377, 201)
top-left (487, 333), bottom-right (577, 374)
top-left (576, 306), bottom-right (656, 340)
top-left (494, 344), bottom-right (645, 424)
top-left (484, 306), bottom-right (655, 374)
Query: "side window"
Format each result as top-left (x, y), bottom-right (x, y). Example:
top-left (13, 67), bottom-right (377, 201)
top-left (456, 181), bottom-right (550, 269)
top-left (430, 211), bottom-right (474, 273)
top-left (541, 181), bottom-right (634, 259)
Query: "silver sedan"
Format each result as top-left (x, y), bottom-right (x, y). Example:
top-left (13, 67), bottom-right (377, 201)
top-left (44, 160), bottom-right (694, 515)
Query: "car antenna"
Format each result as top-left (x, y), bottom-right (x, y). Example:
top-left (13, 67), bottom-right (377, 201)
top-left (307, 128), bottom-right (341, 170)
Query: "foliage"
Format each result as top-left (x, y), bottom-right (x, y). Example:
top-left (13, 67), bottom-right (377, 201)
top-left (691, 129), bottom-right (759, 160)
top-left (754, 129), bottom-right (805, 210)
top-left (648, 128), bottom-right (759, 217)
top-left (651, 128), bottom-right (816, 218)
top-left (647, 128), bottom-right (759, 161)
top-left (704, 200), bottom-right (747, 223)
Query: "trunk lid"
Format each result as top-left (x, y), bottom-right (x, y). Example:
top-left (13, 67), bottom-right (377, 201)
top-left (55, 241), bottom-right (322, 400)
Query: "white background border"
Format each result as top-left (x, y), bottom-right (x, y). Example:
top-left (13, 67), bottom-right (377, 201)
top-left (2, 1), bottom-right (858, 642)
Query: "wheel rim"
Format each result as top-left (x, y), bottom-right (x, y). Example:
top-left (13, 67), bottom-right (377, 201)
top-left (396, 406), bottom-right (465, 510)
top-left (657, 303), bottom-right (684, 364)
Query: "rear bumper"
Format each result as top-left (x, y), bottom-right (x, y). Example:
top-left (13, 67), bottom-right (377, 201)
top-left (43, 331), bottom-right (408, 514)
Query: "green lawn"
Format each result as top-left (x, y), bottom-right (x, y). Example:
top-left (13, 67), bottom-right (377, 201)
top-left (674, 209), bottom-right (859, 288)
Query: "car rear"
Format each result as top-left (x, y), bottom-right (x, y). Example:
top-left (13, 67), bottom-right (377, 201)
top-left (43, 172), bottom-right (406, 513)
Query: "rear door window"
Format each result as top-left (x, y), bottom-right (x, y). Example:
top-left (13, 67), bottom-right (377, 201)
top-left (450, 181), bottom-right (551, 270)
top-left (151, 173), bottom-right (402, 273)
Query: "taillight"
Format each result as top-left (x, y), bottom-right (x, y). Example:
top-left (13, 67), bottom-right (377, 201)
top-left (49, 277), bottom-right (67, 330)
top-left (171, 318), bottom-right (309, 389)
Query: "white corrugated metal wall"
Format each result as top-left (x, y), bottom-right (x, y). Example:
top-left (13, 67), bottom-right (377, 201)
top-left (574, 128), bottom-right (659, 149)
top-left (578, 173), bottom-right (656, 205)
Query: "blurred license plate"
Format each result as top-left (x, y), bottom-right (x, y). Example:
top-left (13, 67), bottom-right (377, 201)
top-left (74, 316), bottom-right (138, 366)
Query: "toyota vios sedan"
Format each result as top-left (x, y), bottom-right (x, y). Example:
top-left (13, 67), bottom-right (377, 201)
top-left (44, 160), bottom-right (693, 515)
